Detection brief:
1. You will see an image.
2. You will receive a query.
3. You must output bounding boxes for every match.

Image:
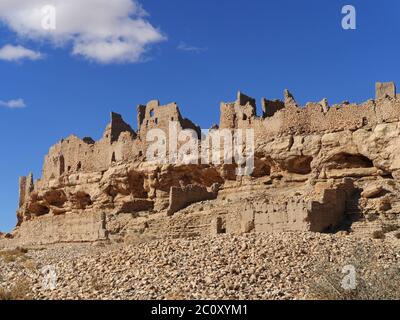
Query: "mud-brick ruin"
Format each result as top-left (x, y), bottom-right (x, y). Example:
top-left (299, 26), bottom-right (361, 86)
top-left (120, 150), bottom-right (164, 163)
top-left (5, 82), bottom-right (400, 246)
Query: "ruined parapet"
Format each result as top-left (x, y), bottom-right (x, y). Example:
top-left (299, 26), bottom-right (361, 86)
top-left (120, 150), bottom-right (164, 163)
top-left (137, 100), bottom-right (200, 142)
top-left (283, 89), bottom-right (298, 108)
top-left (219, 91), bottom-right (257, 129)
top-left (319, 98), bottom-right (330, 113)
top-left (40, 112), bottom-right (139, 183)
top-left (41, 134), bottom-right (95, 181)
top-left (17, 173), bottom-right (34, 224)
top-left (17, 173), bottom-right (35, 225)
top-left (261, 98), bottom-right (285, 118)
top-left (260, 83), bottom-right (400, 135)
top-left (109, 112), bottom-right (136, 142)
top-left (237, 91), bottom-right (256, 108)
top-left (137, 99), bottom-right (161, 133)
top-left (102, 112), bottom-right (136, 142)
top-left (376, 82), bottom-right (396, 100)
top-left (18, 173), bottom-right (34, 208)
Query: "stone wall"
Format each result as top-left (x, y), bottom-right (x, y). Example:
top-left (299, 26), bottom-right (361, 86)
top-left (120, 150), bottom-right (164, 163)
top-left (40, 112), bottom-right (139, 184)
top-left (261, 98), bottom-right (284, 118)
top-left (12, 211), bottom-right (107, 246)
top-left (219, 82), bottom-right (400, 138)
top-left (137, 100), bottom-right (200, 143)
top-left (221, 179), bottom-right (354, 234)
top-left (219, 91), bottom-right (257, 129)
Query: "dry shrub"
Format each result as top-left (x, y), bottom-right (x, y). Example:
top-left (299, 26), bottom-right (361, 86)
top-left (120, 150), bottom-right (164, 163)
top-left (91, 275), bottom-right (104, 291)
top-left (307, 245), bottom-right (400, 300)
top-left (0, 278), bottom-right (32, 300)
top-left (23, 259), bottom-right (37, 272)
top-left (371, 230), bottom-right (385, 239)
top-left (0, 247), bottom-right (29, 263)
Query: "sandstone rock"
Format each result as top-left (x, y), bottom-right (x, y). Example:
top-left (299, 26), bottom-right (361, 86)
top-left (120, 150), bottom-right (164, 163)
top-left (362, 185), bottom-right (385, 199)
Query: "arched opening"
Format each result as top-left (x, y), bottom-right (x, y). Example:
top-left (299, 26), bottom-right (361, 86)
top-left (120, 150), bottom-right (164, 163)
top-left (77, 162), bottom-right (82, 171)
top-left (111, 152), bottom-right (116, 163)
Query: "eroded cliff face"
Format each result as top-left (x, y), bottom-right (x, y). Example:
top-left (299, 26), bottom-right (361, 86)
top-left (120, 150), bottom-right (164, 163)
top-left (9, 82), bottom-right (400, 246)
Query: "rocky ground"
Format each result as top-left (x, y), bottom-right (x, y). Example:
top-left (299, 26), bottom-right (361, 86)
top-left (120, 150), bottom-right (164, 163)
top-left (1, 232), bottom-right (399, 300)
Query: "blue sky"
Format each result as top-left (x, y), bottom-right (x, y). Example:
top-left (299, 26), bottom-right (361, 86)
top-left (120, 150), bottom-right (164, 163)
top-left (0, 0), bottom-right (399, 231)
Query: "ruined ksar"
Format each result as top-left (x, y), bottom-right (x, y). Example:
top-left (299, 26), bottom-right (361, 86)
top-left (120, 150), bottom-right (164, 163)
top-left (3, 82), bottom-right (400, 246)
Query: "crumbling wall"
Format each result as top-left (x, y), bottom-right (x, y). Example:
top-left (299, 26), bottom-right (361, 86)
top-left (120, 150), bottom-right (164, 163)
top-left (219, 91), bottom-right (257, 129)
top-left (253, 198), bottom-right (310, 233)
top-left (110, 112), bottom-right (136, 142)
top-left (167, 183), bottom-right (218, 215)
top-left (18, 173), bottom-right (33, 208)
top-left (221, 82), bottom-right (400, 138)
top-left (12, 211), bottom-right (107, 246)
top-left (137, 100), bottom-right (200, 143)
top-left (41, 112), bottom-right (140, 185)
top-left (261, 98), bottom-right (285, 118)
top-left (119, 211), bottom-right (215, 242)
top-left (220, 179), bottom-right (355, 234)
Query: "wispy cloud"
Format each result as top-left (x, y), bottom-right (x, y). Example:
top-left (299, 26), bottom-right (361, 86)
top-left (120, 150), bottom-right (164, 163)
top-left (0, 45), bottom-right (43, 62)
top-left (0, 99), bottom-right (27, 109)
top-left (177, 42), bottom-right (207, 53)
top-left (0, 0), bottom-right (166, 64)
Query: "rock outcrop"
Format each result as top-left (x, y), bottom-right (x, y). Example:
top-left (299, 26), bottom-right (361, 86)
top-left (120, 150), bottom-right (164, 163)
top-left (5, 82), bottom-right (400, 246)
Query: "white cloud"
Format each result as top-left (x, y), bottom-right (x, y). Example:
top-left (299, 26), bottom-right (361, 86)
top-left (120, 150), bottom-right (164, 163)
top-left (0, 99), bottom-right (27, 109)
top-left (0, 44), bottom-right (42, 61)
top-left (0, 0), bottom-right (165, 64)
top-left (177, 42), bottom-right (207, 53)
